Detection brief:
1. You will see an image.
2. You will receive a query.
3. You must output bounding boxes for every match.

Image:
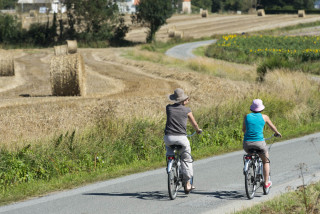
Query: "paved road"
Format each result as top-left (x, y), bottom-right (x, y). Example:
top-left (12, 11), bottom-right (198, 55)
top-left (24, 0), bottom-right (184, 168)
top-left (165, 40), bottom-right (216, 60)
top-left (1, 133), bottom-right (320, 214)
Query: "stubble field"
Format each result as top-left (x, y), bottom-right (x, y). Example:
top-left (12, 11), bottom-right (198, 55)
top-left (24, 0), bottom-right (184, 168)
top-left (1, 13), bottom-right (320, 147)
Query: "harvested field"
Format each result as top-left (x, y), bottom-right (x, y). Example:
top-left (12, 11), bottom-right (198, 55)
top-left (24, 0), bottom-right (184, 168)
top-left (1, 14), bottom-right (320, 146)
top-left (125, 14), bottom-right (320, 42)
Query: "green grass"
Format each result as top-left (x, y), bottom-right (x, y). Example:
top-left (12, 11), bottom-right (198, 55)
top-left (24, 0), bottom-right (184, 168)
top-left (1, 95), bottom-right (320, 205)
top-left (237, 181), bottom-right (320, 214)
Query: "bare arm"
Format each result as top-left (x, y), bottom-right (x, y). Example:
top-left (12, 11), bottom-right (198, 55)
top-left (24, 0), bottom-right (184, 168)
top-left (263, 114), bottom-right (282, 137)
top-left (187, 112), bottom-right (202, 134)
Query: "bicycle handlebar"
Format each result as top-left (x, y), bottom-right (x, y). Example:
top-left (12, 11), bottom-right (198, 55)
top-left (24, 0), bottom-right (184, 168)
top-left (264, 133), bottom-right (281, 141)
top-left (187, 129), bottom-right (202, 137)
top-left (264, 134), bottom-right (275, 141)
top-left (187, 132), bottom-right (196, 137)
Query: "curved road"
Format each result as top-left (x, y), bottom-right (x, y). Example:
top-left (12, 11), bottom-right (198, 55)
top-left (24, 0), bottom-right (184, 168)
top-left (165, 40), bottom-right (216, 60)
top-left (0, 133), bottom-right (320, 214)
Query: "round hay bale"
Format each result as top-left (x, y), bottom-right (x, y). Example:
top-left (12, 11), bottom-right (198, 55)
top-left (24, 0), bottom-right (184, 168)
top-left (54, 45), bottom-right (68, 56)
top-left (167, 25), bottom-right (176, 37)
top-left (168, 29), bottom-right (175, 38)
top-left (257, 9), bottom-right (265, 16)
top-left (0, 58), bottom-right (14, 76)
top-left (298, 10), bottom-right (306, 18)
top-left (174, 31), bottom-right (184, 39)
top-left (201, 10), bottom-right (208, 18)
top-left (50, 53), bottom-right (86, 96)
top-left (67, 40), bottom-right (78, 54)
top-left (29, 10), bottom-right (38, 18)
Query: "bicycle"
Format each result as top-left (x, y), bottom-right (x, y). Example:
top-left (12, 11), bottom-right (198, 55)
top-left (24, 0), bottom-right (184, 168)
top-left (243, 135), bottom-right (276, 199)
top-left (166, 131), bottom-right (200, 200)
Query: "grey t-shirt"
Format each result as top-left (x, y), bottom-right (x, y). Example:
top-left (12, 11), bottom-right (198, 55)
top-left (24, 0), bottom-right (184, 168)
top-left (165, 103), bottom-right (191, 136)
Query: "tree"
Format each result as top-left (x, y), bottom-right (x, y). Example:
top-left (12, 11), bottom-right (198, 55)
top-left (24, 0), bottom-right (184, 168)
top-left (132, 0), bottom-right (174, 43)
top-left (259, 0), bottom-right (315, 9)
top-left (192, 0), bottom-right (213, 10)
top-left (0, 0), bottom-right (17, 9)
top-left (0, 14), bottom-right (21, 43)
top-left (63, 0), bottom-right (128, 43)
top-left (212, 0), bottom-right (222, 12)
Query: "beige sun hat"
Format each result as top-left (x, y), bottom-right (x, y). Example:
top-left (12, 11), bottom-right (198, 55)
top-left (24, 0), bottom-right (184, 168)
top-left (169, 88), bottom-right (189, 103)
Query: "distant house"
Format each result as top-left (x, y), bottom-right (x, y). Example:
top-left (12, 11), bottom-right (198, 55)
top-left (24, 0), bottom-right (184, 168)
top-left (116, 0), bottom-right (139, 14)
top-left (17, 0), bottom-right (66, 13)
top-left (180, 0), bottom-right (191, 14)
top-left (315, 0), bottom-right (320, 9)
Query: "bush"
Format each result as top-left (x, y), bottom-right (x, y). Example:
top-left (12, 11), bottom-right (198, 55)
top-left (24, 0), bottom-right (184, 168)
top-left (0, 14), bottom-right (22, 44)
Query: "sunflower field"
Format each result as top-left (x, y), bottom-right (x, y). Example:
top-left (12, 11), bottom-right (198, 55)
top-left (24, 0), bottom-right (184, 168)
top-left (206, 34), bottom-right (320, 75)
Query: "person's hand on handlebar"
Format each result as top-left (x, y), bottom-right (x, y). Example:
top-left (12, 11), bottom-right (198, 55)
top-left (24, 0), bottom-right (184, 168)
top-left (274, 132), bottom-right (282, 138)
top-left (196, 129), bottom-right (202, 134)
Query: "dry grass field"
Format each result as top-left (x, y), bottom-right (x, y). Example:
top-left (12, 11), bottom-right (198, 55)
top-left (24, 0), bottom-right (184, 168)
top-left (126, 13), bottom-right (320, 42)
top-left (1, 14), bottom-right (320, 147)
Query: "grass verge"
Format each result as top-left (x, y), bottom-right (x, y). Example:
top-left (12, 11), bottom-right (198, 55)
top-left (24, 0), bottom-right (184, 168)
top-left (1, 95), bottom-right (320, 205)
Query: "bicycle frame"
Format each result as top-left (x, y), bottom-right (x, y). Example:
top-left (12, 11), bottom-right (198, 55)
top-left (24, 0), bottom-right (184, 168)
top-left (243, 135), bottom-right (275, 199)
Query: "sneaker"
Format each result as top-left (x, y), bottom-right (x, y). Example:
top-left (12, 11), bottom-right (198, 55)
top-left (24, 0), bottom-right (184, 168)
top-left (264, 181), bottom-right (272, 189)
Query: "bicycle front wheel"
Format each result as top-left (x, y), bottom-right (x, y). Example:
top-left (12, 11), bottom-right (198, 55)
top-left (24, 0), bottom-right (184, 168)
top-left (245, 162), bottom-right (257, 199)
top-left (168, 166), bottom-right (179, 200)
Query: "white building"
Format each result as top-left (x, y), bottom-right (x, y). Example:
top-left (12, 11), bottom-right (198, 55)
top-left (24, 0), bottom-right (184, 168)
top-left (17, 0), bottom-right (66, 13)
top-left (116, 0), bottom-right (139, 14)
top-left (180, 0), bottom-right (191, 14)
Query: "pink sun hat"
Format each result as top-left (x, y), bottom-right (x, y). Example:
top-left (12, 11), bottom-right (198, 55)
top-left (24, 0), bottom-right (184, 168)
top-left (250, 99), bottom-right (265, 112)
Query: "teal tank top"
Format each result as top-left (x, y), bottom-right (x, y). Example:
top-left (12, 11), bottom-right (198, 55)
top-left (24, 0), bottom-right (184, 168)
top-left (244, 113), bottom-right (265, 142)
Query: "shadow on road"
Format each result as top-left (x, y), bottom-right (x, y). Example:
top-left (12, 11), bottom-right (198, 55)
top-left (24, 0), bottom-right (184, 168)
top-left (83, 191), bottom-right (185, 201)
top-left (191, 190), bottom-right (259, 200)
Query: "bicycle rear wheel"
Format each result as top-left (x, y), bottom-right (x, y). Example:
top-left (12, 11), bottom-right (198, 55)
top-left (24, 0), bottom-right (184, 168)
top-left (245, 162), bottom-right (257, 199)
top-left (168, 165), bottom-right (179, 200)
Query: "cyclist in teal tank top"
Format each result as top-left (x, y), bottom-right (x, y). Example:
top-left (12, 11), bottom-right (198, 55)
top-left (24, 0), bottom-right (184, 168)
top-left (242, 99), bottom-right (282, 189)
top-left (244, 113), bottom-right (265, 142)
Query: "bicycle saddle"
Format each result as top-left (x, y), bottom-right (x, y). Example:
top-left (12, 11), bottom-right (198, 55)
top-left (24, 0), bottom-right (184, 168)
top-left (169, 145), bottom-right (182, 150)
top-left (248, 149), bottom-right (263, 154)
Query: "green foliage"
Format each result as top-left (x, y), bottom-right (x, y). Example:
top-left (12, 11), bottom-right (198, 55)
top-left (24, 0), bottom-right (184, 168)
top-left (0, 13), bottom-right (57, 47)
top-left (132, 0), bottom-right (174, 43)
top-left (257, 56), bottom-right (292, 81)
top-left (205, 34), bottom-right (320, 77)
top-left (260, 0), bottom-right (316, 10)
top-left (0, 14), bottom-right (22, 44)
top-left (0, 0), bottom-right (17, 9)
top-left (0, 1), bottom-right (128, 48)
top-left (237, 181), bottom-right (320, 214)
top-left (64, 0), bottom-right (128, 43)
top-left (192, 0), bottom-right (213, 10)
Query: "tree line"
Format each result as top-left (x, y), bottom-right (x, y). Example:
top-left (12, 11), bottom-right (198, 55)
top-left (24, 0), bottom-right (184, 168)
top-left (0, 0), bottom-right (318, 47)
top-left (192, 0), bottom-right (317, 13)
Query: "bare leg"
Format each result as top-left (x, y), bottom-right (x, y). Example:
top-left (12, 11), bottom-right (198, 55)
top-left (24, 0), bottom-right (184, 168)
top-left (259, 153), bottom-right (270, 185)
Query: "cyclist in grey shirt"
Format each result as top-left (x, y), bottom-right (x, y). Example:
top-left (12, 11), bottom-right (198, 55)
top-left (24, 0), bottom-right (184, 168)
top-left (164, 88), bottom-right (202, 194)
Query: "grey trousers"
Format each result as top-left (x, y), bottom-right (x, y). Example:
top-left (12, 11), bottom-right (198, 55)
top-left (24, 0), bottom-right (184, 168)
top-left (164, 135), bottom-right (193, 182)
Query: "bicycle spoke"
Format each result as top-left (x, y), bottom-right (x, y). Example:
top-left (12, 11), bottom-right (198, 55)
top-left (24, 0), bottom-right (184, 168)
top-left (245, 163), bottom-right (256, 199)
top-left (168, 166), bottom-right (178, 200)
